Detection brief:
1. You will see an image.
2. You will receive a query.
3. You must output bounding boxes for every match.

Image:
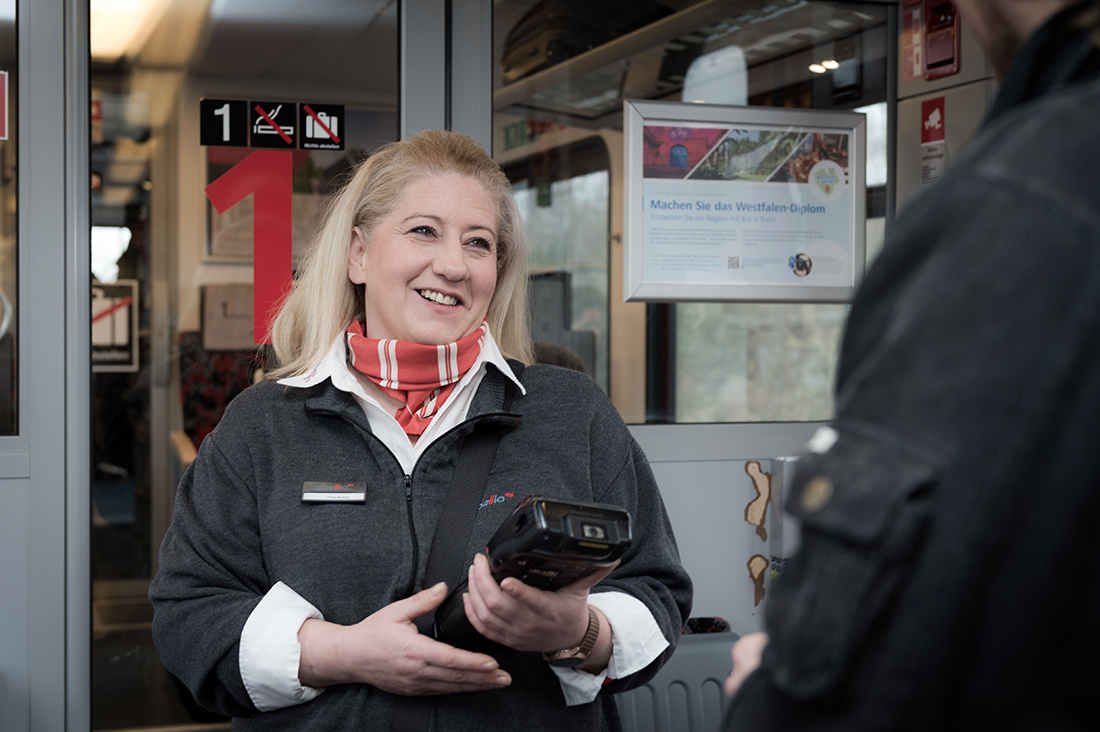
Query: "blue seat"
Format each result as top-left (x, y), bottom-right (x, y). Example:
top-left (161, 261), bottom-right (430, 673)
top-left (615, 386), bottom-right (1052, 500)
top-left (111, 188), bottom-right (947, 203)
top-left (615, 632), bottom-right (738, 732)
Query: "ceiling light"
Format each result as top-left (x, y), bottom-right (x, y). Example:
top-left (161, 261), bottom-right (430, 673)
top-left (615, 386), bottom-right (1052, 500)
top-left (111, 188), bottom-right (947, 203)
top-left (808, 64), bottom-right (827, 74)
top-left (90, 0), bottom-right (167, 62)
top-left (821, 59), bottom-right (840, 69)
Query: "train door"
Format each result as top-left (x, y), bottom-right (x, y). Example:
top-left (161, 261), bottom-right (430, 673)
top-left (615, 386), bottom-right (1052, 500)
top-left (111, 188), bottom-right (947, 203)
top-left (88, 2), bottom-right (399, 728)
top-left (492, 0), bottom-right (894, 635)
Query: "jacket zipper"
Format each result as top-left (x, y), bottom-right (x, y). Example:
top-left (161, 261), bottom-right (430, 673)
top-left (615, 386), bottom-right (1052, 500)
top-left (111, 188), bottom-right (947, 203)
top-left (402, 474), bottom-right (418, 599)
top-left (310, 404), bottom-right (519, 598)
top-left (398, 413), bottom-right (518, 598)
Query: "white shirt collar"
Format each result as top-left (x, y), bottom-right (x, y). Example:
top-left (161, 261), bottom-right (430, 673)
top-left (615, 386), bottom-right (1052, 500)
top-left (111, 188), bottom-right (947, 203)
top-left (277, 324), bottom-right (524, 474)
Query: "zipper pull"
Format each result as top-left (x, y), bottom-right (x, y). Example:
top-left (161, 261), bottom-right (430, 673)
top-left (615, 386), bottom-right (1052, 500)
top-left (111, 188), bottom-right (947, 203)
top-left (404, 474), bottom-right (412, 500)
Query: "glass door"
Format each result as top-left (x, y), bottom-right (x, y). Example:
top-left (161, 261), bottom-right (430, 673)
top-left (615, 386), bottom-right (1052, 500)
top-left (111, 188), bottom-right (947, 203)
top-left (492, 0), bottom-right (892, 424)
top-left (88, 1), bottom-right (398, 728)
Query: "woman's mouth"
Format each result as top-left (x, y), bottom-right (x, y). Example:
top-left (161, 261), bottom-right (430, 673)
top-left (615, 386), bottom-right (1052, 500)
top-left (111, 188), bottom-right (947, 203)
top-left (419, 289), bottom-right (459, 306)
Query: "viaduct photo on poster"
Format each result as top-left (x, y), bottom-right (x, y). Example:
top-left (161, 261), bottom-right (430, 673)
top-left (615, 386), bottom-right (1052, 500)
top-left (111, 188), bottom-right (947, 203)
top-left (624, 101), bottom-right (866, 303)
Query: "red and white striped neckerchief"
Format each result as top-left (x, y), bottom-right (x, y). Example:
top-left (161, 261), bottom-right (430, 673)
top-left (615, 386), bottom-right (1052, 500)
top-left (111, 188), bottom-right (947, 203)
top-left (345, 319), bottom-right (488, 436)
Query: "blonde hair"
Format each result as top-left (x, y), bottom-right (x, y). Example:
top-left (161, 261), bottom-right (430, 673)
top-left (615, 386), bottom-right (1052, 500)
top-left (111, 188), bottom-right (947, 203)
top-left (269, 130), bottom-right (533, 377)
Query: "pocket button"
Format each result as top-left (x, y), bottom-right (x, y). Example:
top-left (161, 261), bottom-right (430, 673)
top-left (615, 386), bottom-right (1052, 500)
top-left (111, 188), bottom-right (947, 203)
top-left (800, 476), bottom-right (834, 513)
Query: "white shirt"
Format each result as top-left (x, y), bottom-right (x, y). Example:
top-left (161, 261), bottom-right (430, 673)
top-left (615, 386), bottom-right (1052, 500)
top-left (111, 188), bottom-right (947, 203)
top-left (238, 327), bottom-right (668, 711)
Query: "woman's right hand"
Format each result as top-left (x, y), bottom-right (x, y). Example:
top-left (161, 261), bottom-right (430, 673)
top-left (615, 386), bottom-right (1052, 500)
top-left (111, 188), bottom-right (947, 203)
top-left (297, 581), bottom-right (512, 696)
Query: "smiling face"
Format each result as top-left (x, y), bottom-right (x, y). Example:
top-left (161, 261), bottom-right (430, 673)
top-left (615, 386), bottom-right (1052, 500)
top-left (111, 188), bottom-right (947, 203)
top-left (348, 173), bottom-right (500, 345)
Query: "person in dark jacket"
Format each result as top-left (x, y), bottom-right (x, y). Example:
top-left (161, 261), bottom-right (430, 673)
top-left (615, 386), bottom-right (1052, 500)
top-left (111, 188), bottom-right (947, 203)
top-left (150, 130), bottom-right (691, 731)
top-left (722, 2), bottom-right (1100, 730)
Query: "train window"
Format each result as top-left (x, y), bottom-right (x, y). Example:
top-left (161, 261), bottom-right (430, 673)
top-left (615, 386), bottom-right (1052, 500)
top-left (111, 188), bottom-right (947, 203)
top-left (89, 1), bottom-right (397, 728)
top-left (0, 0), bottom-right (15, 436)
top-left (493, 0), bottom-right (890, 423)
top-left (502, 137), bottom-right (611, 389)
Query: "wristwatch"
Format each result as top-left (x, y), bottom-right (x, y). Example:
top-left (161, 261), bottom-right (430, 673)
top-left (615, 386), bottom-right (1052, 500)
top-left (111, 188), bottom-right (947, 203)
top-left (543, 607), bottom-right (601, 668)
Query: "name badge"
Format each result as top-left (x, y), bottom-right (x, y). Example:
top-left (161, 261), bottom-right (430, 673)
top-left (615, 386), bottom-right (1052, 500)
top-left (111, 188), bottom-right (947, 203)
top-left (301, 481), bottom-right (366, 503)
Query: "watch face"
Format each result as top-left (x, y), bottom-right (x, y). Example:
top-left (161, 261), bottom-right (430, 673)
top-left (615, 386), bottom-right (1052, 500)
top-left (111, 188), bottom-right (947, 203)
top-left (548, 653), bottom-right (586, 668)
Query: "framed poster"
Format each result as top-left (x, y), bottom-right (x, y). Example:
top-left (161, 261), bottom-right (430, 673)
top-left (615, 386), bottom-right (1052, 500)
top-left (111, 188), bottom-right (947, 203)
top-left (624, 100), bottom-right (866, 303)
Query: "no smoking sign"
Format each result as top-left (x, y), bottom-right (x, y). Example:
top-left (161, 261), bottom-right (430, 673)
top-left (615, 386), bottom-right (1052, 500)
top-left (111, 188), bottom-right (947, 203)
top-left (249, 101), bottom-right (297, 149)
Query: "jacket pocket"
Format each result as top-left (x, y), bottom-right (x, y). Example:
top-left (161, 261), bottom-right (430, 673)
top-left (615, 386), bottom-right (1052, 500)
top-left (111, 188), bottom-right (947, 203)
top-left (766, 424), bottom-right (941, 700)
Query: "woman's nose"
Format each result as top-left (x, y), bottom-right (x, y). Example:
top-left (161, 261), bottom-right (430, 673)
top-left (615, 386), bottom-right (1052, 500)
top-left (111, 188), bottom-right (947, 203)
top-left (432, 236), bottom-right (468, 281)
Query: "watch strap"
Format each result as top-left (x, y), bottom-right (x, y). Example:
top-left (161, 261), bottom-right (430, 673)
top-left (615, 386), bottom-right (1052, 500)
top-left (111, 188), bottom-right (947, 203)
top-left (543, 606), bottom-right (600, 668)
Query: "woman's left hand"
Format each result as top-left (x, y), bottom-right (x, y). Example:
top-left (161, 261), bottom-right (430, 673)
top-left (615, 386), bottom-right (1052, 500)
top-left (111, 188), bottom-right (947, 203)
top-left (462, 552), bottom-right (616, 654)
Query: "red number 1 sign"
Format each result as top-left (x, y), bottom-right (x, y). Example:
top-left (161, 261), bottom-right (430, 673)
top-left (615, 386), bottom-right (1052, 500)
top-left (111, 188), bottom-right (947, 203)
top-left (204, 150), bottom-right (293, 344)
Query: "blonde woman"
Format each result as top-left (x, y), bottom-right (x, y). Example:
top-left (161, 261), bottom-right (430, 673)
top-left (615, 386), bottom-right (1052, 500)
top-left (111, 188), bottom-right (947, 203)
top-left (151, 130), bottom-right (691, 731)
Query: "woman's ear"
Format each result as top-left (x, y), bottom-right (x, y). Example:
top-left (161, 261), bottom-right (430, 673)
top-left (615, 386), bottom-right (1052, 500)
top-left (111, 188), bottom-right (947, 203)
top-left (348, 226), bottom-right (368, 285)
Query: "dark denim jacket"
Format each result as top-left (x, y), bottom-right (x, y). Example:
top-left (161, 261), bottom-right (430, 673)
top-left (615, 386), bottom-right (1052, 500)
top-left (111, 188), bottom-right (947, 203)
top-left (725, 5), bottom-right (1100, 730)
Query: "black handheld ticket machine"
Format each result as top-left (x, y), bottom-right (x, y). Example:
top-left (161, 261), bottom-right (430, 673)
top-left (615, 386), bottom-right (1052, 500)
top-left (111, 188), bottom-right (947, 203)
top-left (434, 495), bottom-right (633, 648)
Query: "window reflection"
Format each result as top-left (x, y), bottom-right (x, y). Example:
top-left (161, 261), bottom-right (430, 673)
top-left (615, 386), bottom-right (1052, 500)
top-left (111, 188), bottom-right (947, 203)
top-left (503, 138), bottom-right (611, 390)
top-left (675, 302), bottom-right (847, 422)
top-left (0, 0), bottom-right (15, 436)
top-left (494, 0), bottom-right (889, 423)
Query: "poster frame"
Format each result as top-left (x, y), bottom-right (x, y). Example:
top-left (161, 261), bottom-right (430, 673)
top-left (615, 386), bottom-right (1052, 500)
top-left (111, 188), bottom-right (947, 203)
top-left (623, 99), bottom-right (866, 303)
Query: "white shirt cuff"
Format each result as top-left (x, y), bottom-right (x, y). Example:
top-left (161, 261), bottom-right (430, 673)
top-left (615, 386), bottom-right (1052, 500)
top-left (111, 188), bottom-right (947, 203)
top-left (239, 581), bottom-right (326, 712)
top-left (550, 591), bottom-right (670, 706)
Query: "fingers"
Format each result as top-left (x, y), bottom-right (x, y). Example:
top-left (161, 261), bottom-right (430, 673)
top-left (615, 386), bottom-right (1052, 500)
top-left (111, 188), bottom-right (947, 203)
top-left (724, 644), bottom-right (740, 697)
top-left (404, 634), bottom-right (510, 691)
top-left (555, 561), bottom-right (619, 594)
top-left (463, 553), bottom-right (592, 653)
top-left (725, 632), bottom-right (769, 698)
top-left (399, 635), bottom-right (512, 696)
top-left (384, 581), bottom-right (449, 623)
top-left (464, 554), bottom-right (516, 637)
top-left (345, 600), bottom-right (512, 697)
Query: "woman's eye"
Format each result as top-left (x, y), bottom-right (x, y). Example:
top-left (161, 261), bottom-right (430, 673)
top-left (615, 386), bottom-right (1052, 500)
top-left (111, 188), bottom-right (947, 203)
top-left (410, 225), bottom-right (437, 237)
top-left (466, 237), bottom-right (494, 252)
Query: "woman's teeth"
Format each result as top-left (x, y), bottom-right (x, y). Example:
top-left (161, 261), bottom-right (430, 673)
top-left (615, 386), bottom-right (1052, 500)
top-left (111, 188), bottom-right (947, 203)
top-left (419, 289), bottom-right (458, 306)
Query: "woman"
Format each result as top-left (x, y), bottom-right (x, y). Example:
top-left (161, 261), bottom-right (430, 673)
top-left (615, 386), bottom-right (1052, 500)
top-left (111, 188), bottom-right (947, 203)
top-left (150, 130), bottom-right (692, 731)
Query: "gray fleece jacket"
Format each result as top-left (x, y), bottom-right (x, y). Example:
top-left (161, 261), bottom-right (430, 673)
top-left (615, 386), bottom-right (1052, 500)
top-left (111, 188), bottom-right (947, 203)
top-left (150, 363), bottom-right (693, 731)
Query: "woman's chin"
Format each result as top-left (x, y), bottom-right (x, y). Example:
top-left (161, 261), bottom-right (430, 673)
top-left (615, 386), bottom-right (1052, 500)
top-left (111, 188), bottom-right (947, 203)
top-left (402, 322), bottom-right (479, 346)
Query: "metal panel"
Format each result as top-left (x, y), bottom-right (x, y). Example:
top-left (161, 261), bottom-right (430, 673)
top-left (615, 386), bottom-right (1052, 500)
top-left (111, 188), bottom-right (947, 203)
top-left (0, 437), bottom-right (31, 477)
top-left (630, 422), bottom-right (819, 463)
top-left (5, 0), bottom-right (92, 729)
top-left (0, 478), bottom-right (30, 732)
top-left (64, 0), bottom-right (91, 727)
top-left (895, 78), bottom-right (996, 212)
top-left (651, 458), bottom-right (772, 635)
top-left (629, 423), bottom-right (818, 629)
top-left (449, 0), bottom-right (492, 150)
top-left (21, 0), bottom-right (69, 728)
top-left (400, 0), bottom-right (447, 136)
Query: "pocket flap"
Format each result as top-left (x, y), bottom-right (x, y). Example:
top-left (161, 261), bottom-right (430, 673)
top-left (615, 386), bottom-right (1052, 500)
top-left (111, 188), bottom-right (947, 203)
top-left (787, 428), bottom-right (940, 545)
top-left (765, 425), bottom-right (944, 700)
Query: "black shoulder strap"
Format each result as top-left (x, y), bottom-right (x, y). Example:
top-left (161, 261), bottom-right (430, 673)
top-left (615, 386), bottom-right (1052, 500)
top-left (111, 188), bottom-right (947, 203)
top-left (390, 362), bottom-right (524, 732)
top-left (418, 360), bottom-right (523, 616)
